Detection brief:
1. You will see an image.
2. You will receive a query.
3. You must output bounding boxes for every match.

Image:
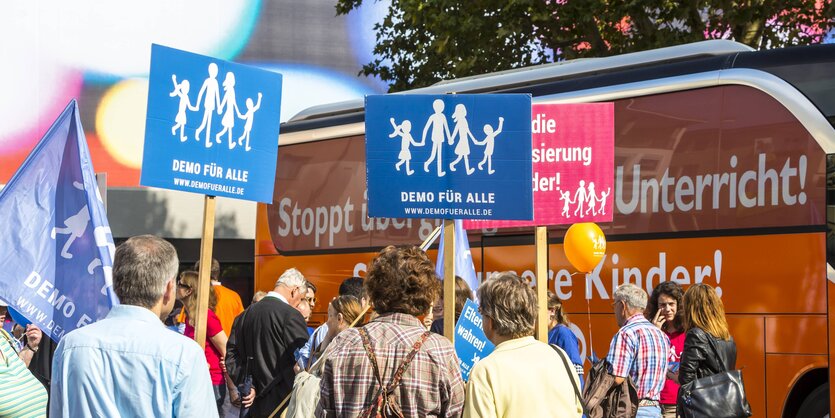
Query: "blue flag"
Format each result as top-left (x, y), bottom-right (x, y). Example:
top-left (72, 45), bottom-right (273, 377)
top-left (435, 219), bottom-right (479, 296)
top-left (0, 100), bottom-right (117, 341)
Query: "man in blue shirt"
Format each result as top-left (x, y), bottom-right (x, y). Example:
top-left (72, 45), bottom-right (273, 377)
top-left (50, 235), bottom-right (217, 417)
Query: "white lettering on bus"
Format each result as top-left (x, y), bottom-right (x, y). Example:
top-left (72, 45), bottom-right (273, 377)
top-left (616, 153), bottom-right (807, 215)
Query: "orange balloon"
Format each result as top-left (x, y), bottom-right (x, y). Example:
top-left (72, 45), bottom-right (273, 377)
top-left (563, 223), bottom-right (607, 273)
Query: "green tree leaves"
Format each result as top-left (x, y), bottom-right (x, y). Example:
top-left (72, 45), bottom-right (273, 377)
top-left (337, 0), bottom-right (835, 91)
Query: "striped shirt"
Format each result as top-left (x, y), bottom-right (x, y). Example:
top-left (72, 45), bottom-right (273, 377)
top-left (316, 313), bottom-right (465, 417)
top-left (606, 313), bottom-right (670, 401)
top-left (0, 330), bottom-right (47, 417)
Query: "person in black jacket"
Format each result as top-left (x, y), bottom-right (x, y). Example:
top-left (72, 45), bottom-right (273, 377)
top-left (677, 283), bottom-right (737, 386)
top-left (226, 268), bottom-right (311, 418)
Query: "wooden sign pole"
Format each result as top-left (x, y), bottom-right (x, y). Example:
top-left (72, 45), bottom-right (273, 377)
top-left (443, 219), bottom-right (456, 343)
top-left (535, 226), bottom-right (549, 342)
top-left (194, 195), bottom-right (216, 350)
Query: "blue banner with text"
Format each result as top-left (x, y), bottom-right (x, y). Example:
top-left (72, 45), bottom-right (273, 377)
top-left (454, 299), bottom-right (495, 382)
top-left (366, 94), bottom-right (533, 220)
top-left (141, 44), bottom-right (282, 203)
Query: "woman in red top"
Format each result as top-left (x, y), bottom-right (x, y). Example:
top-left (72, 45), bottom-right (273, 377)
top-left (646, 281), bottom-right (685, 418)
top-left (177, 270), bottom-right (231, 416)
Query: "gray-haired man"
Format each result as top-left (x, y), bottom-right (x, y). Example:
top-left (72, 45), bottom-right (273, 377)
top-left (226, 268), bottom-right (310, 417)
top-left (607, 283), bottom-right (670, 418)
top-left (51, 235), bottom-right (217, 417)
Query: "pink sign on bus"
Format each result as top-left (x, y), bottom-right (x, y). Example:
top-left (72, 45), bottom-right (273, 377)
top-left (464, 103), bottom-right (614, 229)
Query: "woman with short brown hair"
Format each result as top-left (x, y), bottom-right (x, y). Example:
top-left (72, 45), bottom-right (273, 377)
top-left (316, 246), bottom-right (464, 417)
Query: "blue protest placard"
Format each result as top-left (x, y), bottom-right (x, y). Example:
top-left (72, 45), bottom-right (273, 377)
top-left (455, 299), bottom-right (495, 382)
top-left (0, 100), bottom-right (116, 341)
top-left (366, 94), bottom-right (532, 220)
top-left (141, 44), bottom-right (282, 203)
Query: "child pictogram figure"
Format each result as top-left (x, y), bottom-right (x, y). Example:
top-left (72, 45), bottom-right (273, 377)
top-left (236, 92), bottom-right (262, 152)
top-left (169, 75), bottom-right (197, 142)
top-left (559, 190), bottom-right (575, 218)
top-left (390, 118), bottom-right (422, 175)
top-left (597, 187), bottom-right (611, 215)
top-left (475, 117), bottom-right (503, 174)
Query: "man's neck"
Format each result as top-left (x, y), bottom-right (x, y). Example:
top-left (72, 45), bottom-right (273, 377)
top-left (146, 303), bottom-right (167, 322)
top-left (623, 310), bottom-right (644, 325)
top-left (274, 287), bottom-right (294, 306)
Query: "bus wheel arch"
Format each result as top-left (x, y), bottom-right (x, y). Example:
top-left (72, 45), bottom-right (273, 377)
top-left (782, 367), bottom-right (828, 418)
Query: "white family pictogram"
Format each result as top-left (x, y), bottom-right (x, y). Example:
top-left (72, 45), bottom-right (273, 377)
top-left (559, 181), bottom-right (611, 219)
top-left (393, 100), bottom-right (505, 177)
top-left (592, 234), bottom-right (606, 251)
top-left (170, 63), bottom-right (262, 151)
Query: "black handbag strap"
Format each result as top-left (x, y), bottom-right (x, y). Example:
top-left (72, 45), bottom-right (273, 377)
top-left (703, 331), bottom-right (729, 373)
top-left (551, 344), bottom-right (588, 416)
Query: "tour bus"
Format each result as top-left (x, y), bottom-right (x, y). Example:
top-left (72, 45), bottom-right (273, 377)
top-left (255, 40), bottom-right (835, 417)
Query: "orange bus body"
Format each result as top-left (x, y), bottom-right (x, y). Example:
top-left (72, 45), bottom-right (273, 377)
top-left (256, 43), bottom-right (835, 417)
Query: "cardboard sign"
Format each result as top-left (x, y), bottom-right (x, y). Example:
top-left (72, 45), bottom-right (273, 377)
top-left (454, 300), bottom-right (495, 382)
top-left (464, 103), bottom-right (614, 228)
top-left (365, 94), bottom-right (533, 220)
top-left (141, 44), bottom-right (282, 203)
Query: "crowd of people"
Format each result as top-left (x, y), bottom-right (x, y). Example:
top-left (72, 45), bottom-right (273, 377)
top-left (0, 234), bottom-right (739, 418)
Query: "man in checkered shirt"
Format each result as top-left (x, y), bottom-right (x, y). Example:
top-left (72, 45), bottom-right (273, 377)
top-left (606, 283), bottom-right (670, 418)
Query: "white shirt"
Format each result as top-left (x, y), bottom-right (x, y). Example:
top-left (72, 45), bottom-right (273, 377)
top-left (265, 291), bottom-right (289, 305)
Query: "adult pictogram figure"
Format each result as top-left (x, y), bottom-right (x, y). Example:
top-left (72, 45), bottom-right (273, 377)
top-left (422, 99), bottom-right (451, 177)
top-left (390, 118), bottom-right (422, 175)
top-left (585, 182), bottom-right (599, 216)
top-left (216, 72), bottom-right (240, 150)
top-left (169, 75), bottom-right (197, 142)
top-left (573, 180), bottom-right (588, 218)
top-left (475, 117), bottom-right (503, 175)
top-left (194, 63), bottom-right (222, 148)
top-left (449, 104), bottom-right (476, 175)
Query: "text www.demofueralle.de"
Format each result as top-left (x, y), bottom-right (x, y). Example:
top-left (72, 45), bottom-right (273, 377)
top-left (173, 178), bottom-right (245, 195)
top-left (404, 207), bottom-right (492, 216)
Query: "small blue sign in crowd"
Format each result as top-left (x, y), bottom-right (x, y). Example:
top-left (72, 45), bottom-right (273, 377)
top-left (141, 44), bottom-right (283, 203)
top-left (365, 94), bottom-right (533, 220)
top-left (455, 300), bottom-right (495, 382)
